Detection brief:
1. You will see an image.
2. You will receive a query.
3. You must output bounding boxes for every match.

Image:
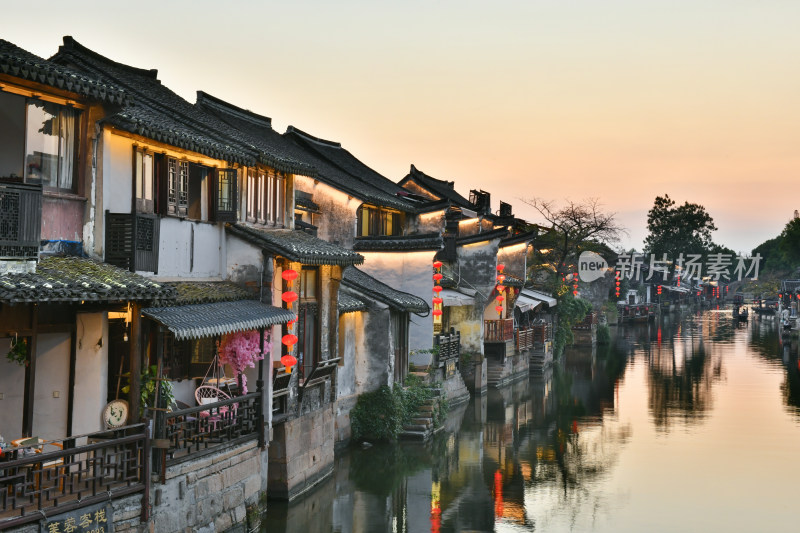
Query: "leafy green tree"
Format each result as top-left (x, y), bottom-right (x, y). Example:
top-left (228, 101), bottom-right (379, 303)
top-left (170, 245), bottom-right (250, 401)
top-left (644, 194), bottom-right (718, 259)
top-left (779, 217), bottom-right (800, 267)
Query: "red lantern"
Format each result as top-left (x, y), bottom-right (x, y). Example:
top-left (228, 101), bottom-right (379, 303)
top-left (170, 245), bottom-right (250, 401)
top-left (496, 285), bottom-right (505, 293)
top-left (282, 334), bottom-right (298, 348)
top-left (432, 309), bottom-right (443, 316)
top-left (497, 264), bottom-right (505, 272)
top-left (281, 291), bottom-right (298, 309)
top-left (573, 290), bottom-right (578, 296)
top-left (433, 273), bottom-right (443, 282)
top-left (496, 274), bottom-right (506, 284)
top-left (432, 297), bottom-right (443, 305)
top-left (432, 285), bottom-right (443, 293)
top-left (287, 318), bottom-right (297, 327)
top-left (281, 354), bottom-right (297, 373)
top-left (281, 269), bottom-right (298, 282)
top-left (496, 295), bottom-right (505, 303)
top-left (495, 305), bottom-right (503, 315)
top-left (433, 260), bottom-right (443, 269)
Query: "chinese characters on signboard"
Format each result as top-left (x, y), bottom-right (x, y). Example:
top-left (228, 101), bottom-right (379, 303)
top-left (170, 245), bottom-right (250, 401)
top-left (41, 502), bottom-right (112, 533)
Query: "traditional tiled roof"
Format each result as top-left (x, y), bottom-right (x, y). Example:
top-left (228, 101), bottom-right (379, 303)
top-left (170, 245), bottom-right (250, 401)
top-left (142, 300), bottom-right (294, 340)
top-left (502, 273), bottom-right (525, 288)
top-left (398, 165), bottom-right (473, 209)
top-left (353, 233), bottom-right (443, 252)
top-left (162, 281), bottom-right (253, 306)
top-left (0, 256), bottom-right (175, 304)
top-left (456, 228), bottom-right (510, 246)
top-left (195, 91), bottom-right (315, 175)
top-left (500, 229), bottom-right (537, 248)
top-left (337, 290), bottom-right (368, 314)
top-left (51, 37), bottom-right (257, 164)
top-left (284, 127), bottom-right (418, 212)
top-left (0, 39), bottom-right (128, 105)
top-left (227, 224), bottom-right (363, 266)
top-left (342, 267), bottom-right (429, 314)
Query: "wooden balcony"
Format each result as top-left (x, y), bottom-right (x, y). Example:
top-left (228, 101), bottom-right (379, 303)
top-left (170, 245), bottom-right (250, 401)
top-left (0, 424), bottom-right (149, 529)
top-left (0, 181), bottom-right (42, 261)
top-left (484, 318), bottom-right (514, 342)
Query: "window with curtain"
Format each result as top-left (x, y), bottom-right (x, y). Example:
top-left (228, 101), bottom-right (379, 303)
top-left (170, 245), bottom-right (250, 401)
top-left (23, 100), bottom-right (80, 191)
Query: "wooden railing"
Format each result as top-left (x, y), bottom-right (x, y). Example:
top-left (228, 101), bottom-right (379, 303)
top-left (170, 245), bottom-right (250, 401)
top-left (516, 328), bottom-right (534, 351)
top-left (158, 392), bottom-right (262, 468)
top-left (0, 181), bottom-right (41, 260)
top-left (0, 424), bottom-right (149, 529)
top-left (484, 319), bottom-right (514, 342)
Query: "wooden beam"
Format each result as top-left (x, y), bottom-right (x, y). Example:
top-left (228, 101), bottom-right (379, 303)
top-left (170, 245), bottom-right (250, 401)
top-left (66, 308), bottom-right (77, 437)
top-left (21, 304), bottom-right (38, 438)
top-left (129, 301), bottom-right (142, 423)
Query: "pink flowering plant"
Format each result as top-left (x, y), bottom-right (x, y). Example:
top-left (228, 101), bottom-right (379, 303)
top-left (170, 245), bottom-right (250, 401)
top-left (217, 330), bottom-right (270, 394)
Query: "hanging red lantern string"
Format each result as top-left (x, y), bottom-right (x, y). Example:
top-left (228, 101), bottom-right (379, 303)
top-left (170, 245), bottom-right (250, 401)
top-left (433, 285), bottom-right (443, 293)
top-left (496, 284), bottom-right (505, 293)
top-left (433, 260), bottom-right (443, 269)
top-left (496, 273), bottom-right (506, 284)
top-left (432, 297), bottom-right (443, 305)
top-left (433, 273), bottom-right (443, 282)
top-left (432, 309), bottom-right (443, 317)
top-left (281, 268), bottom-right (298, 289)
top-left (495, 305), bottom-right (503, 316)
top-left (280, 354), bottom-right (297, 373)
top-left (496, 295), bottom-right (504, 303)
top-left (496, 264), bottom-right (505, 273)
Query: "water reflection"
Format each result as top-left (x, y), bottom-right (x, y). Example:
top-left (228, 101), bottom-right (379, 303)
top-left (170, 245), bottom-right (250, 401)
top-left (263, 311), bottom-right (800, 533)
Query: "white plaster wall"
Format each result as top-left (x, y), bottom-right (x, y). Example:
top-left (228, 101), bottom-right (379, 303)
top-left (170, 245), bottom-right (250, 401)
top-left (0, 338), bottom-right (25, 439)
top-left (359, 250), bottom-right (435, 351)
top-left (337, 313), bottom-right (359, 399)
top-left (102, 130), bottom-right (134, 215)
top-left (294, 175), bottom-right (359, 247)
top-left (156, 218), bottom-right (223, 278)
top-left (72, 313), bottom-right (109, 436)
top-left (33, 333), bottom-right (70, 440)
top-left (171, 380), bottom-right (196, 406)
top-left (226, 234), bottom-right (263, 281)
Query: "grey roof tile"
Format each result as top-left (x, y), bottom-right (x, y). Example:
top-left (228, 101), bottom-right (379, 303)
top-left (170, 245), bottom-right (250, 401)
top-left (227, 224), bottom-right (363, 266)
top-left (353, 233), bottom-right (443, 252)
top-left (0, 256), bottom-right (174, 303)
top-left (0, 39), bottom-right (128, 105)
top-left (143, 299), bottom-right (294, 340)
top-left (342, 267), bottom-right (429, 314)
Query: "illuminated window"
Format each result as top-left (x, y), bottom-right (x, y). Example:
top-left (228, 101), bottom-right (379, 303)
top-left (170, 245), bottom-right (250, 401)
top-left (356, 205), bottom-right (403, 237)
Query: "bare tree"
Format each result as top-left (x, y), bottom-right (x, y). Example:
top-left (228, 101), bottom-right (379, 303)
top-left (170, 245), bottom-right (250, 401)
top-left (521, 197), bottom-right (625, 278)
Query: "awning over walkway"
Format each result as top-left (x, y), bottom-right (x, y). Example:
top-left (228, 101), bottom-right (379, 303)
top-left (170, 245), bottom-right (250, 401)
top-left (521, 289), bottom-right (557, 308)
top-left (439, 288), bottom-right (475, 306)
top-left (515, 292), bottom-right (544, 313)
top-left (142, 300), bottom-right (294, 340)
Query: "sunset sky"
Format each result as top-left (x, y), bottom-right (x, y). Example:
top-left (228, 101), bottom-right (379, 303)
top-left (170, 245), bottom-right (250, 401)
top-left (4, 1), bottom-right (798, 254)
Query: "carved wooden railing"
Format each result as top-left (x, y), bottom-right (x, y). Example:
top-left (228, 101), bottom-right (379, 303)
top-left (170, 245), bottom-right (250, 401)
top-left (160, 392), bottom-right (262, 468)
top-left (0, 181), bottom-right (41, 260)
top-left (484, 318), bottom-right (514, 342)
top-left (0, 424), bottom-right (149, 529)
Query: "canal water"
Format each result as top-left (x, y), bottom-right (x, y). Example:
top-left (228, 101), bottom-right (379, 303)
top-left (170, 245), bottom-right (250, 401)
top-left (262, 310), bottom-right (800, 532)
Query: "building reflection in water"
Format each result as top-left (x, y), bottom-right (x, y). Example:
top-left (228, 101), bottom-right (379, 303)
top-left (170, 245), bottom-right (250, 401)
top-left (262, 312), bottom-right (800, 532)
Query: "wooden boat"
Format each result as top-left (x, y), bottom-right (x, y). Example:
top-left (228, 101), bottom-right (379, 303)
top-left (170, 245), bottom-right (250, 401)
top-left (620, 304), bottom-right (654, 323)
